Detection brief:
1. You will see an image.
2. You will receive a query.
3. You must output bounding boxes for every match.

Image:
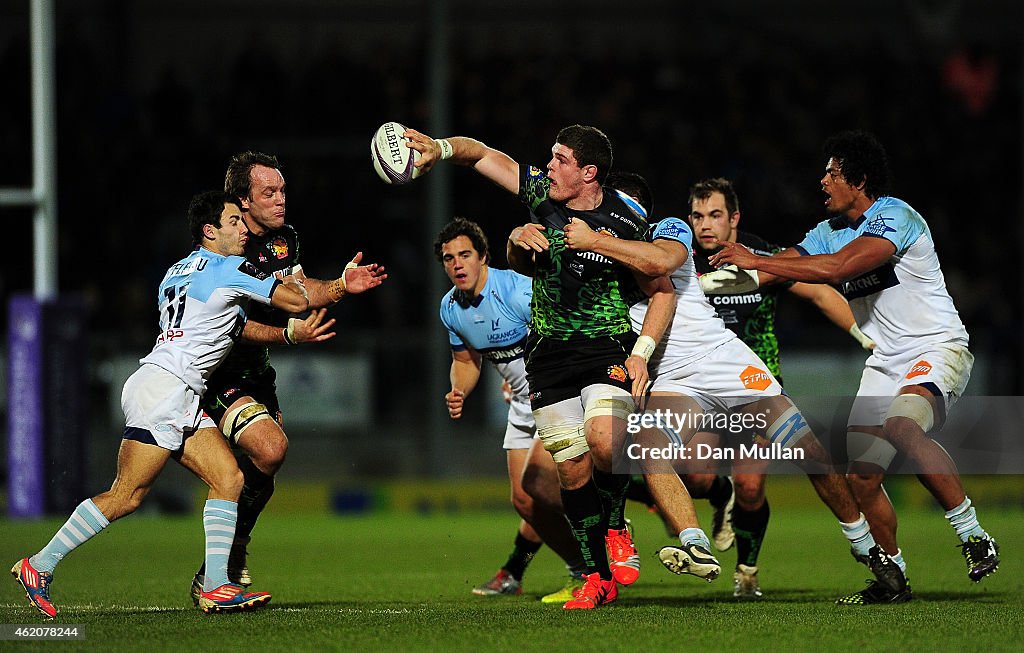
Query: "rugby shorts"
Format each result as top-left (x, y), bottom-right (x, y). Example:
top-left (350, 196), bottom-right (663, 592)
top-left (121, 363), bottom-right (216, 451)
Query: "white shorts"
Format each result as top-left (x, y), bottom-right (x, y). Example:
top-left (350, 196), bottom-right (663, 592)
top-left (504, 397), bottom-right (537, 450)
top-left (651, 338), bottom-right (783, 412)
top-left (121, 364), bottom-right (217, 451)
top-left (848, 342), bottom-right (974, 428)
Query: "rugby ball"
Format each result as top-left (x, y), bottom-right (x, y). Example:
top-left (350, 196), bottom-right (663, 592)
top-left (371, 121), bottom-right (421, 185)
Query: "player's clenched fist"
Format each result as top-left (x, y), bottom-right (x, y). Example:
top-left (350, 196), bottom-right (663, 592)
top-left (445, 388), bottom-right (466, 419)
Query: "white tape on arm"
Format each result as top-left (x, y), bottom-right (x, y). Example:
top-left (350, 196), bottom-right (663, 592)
top-left (848, 323), bottom-right (876, 351)
top-left (437, 138), bottom-right (453, 160)
top-left (631, 335), bottom-right (657, 363)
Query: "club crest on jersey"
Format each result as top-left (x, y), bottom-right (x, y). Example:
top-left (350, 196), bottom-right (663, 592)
top-left (906, 360), bottom-right (933, 379)
top-left (607, 365), bottom-right (628, 383)
top-left (864, 214), bottom-right (897, 238)
top-left (739, 365), bottom-right (773, 391)
top-left (269, 237), bottom-right (289, 260)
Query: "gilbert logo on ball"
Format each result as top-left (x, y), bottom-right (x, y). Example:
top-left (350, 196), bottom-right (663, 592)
top-left (371, 121), bottom-right (421, 185)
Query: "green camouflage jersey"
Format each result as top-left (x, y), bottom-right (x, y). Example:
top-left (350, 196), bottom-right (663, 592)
top-left (518, 165), bottom-right (648, 340)
top-left (693, 230), bottom-right (793, 380)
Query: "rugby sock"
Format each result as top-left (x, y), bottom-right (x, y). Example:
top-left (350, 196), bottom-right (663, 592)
top-left (561, 480), bottom-right (612, 579)
top-left (502, 533), bottom-right (543, 581)
top-left (890, 548), bottom-right (907, 575)
top-left (202, 499), bottom-right (238, 591)
top-left (733, 499), bottom-right (770, 567)
top-left (565, 557), bottom-right (588, 577)
top-left (679, 527), bottom-right (711, 550)
top-left (592, 469), bottom-right (630, 531)
top-left (625, 474), bottom-right (655, 507)
top-left (236, 456), bottom-right (275, 541)
top-left (945, 497), bottom-right (987, 542)
top-left (31, 499), bottom-right (110, 573)
top-left (840, 513), bottom-right (877, 558)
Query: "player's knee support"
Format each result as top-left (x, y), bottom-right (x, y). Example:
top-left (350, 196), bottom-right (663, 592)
top-left (537, 423), bottom-right (588, 463)
top-left (846, 430), bottom-right (897, 470)
top-left (764, 405), bottom-right (810, 449)
top-left (885, 394), bottom-right (934, 433)
top-left (582, 387), bottom-right (635, 423)
top-left (222, 401), bottom-right (273, 445)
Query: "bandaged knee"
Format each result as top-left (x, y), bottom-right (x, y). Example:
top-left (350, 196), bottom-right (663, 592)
top-left (764, 405), bottom-right (811, 448)
top-left (537, 423), bottom-right (589, 463)
top-left (582, 388), bottom-right (635, 423)
top-left (846, 430), bottom-right (897, 469)
top-left (885, 394), bottom-right (934, 433)
top-left (222, 401), bottom-right (273, 444)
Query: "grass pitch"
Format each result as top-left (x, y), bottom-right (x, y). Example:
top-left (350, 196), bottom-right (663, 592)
top-left (1, 500), bottom-right (1020, 652)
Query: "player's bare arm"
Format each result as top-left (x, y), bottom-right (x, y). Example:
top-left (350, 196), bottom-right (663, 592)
top-left (506, 223), bottom-right (548, 276)
top-left (710, 236), bottom-right (895, 285)
top-left (296, 251), bottom-right (388, 307)
top-left (565, 218), bottom-right (686, 277)
top-left (404, 129), bottom-right (520, 194)
top-left (242, 308), bottom-right (338, 346)
top-left (270, 280), bottom-right (310, 313)
top-left (627, 273), bottom-right (676, 397)
top-left (446, 348), bottom-right (483, 420)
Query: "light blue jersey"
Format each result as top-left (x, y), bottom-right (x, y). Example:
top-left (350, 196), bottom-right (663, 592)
top-left (439, 267), bottom-right (532, 398)
top-left (795, 196), bottom-right (968, 355)
top-left (141, 248), bottom-right (279, 394)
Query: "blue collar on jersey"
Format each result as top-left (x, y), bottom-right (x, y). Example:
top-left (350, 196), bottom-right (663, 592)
top-left (829, 214), bottom-right (867, 231)
top-left (454, 289), bottom-right (485, 308)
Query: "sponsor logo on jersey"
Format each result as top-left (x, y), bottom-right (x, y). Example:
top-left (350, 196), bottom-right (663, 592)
top-left (481, 342), bottom-right (526, 362)
top-left (906, 360), bottom-right (933, 379)
top-left (607, 365), bottom-right (628, 383)
top-left (838, 262), bottom-right (898, 300)
top-left (238, 261), bottom-right (270, 280)
top-left (739, 365), bottom-right (773, 391)
top-left (269, 237), bottom-right (289, 260)
top-left (864, 214), bottom-right (897, 238)
top-left (608, 211), bottom-right (640, 232)
top-left (711, 293), bottom-right (763, 305)
top-left (654, 220), bottom-right (691, 242)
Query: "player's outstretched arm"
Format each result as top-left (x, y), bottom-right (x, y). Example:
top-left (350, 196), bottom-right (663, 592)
top-left (446, 349), bottom-right (483, 420)
top-left (404, 128), bottom-right (520, 195)
top-left (626, 274), bottom-right (676, 398)
top-left (787, 283), bottom-right (876, 350)
top-left (564, 218), bottom-right (686, 277)
top-left (299, 252), bottom-right (388, 308)
top-left (242, 309), bottom-right (338, 346)
top-left (710, 236), bottom-right (895, 285)
top-left (271, 279), bottom-right (310, 313)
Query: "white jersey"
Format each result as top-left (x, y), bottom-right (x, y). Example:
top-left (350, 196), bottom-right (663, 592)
top-left (629, 218), bottom-right (734, 374)
top-left (140, 247), bottom-right (279, 394)
top-left (795, 196), bottom-right (968, 357)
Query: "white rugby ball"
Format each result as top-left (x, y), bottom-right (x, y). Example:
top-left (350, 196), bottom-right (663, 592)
top-left (371, 121), bottom-right (421, 185)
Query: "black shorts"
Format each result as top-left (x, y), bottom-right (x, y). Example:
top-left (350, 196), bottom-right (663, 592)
top-left (525, 331), bottom-right (637, 410)
top-left (201, 365), bottom-right (281, 426)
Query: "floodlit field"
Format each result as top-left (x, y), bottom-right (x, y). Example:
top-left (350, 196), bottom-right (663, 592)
top-left (1, 492), bottom-right (1020, 652)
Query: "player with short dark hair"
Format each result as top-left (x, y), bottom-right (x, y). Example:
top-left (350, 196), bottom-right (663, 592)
top-left (684, 176), bottom-right (874, 598)
top-left (711, 130), bottom-right (999, 604)
top-left (409, 125), bottom-right (678, 610)
top-left (188, 152), bottom-right (387, 603)
top-left (434, 217), bottom-right (588, 602)
top-left (11, 191), bottom-right (310, 617)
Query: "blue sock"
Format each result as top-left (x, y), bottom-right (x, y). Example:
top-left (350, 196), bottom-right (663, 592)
top-left (945, 497), bottom-right (987, 542)
top-left (840, 513), bottom-right (877, 558)
top-left (890, 549), bottom-right (907, 575)
top-left (679, 528), bottom-right (710, 550)
top-left (202, 499), bottom-right (238, 591)
top-left (31, 499), bottom-right (110, 573)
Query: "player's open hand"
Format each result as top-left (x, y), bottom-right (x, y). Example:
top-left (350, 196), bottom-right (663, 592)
top-left (625, 355), bottom-right (650, 401)
top-left (564, 217), bottom-right (601, 251)
top-left (288, 309), bottom-right (337, 344)
top-left (342, 251), bottom-right (388, 294)
top-left (403, 128), bottom-right (440, 176)
top-left (445, 388), bottom-right (466, 419)
top-left (708, 239), bottom-right (759, 270)
top-left (509, 223), bottom-right (548, 252)
top-left (501, 380), bottom-right (513, 404)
